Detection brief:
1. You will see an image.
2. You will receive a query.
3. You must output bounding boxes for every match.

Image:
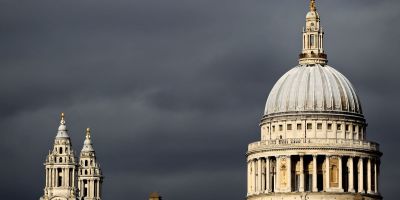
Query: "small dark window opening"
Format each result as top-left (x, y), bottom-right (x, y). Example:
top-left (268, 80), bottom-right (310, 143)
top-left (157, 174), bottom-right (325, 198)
top-left (307, 123), bottom-right (312, 130)
top-left (279, 125), bottom-right (283, 131)
top-left (317, 123), bottom-right (322, 130)
top-left (57, 168), bottom-right (62, 187)
top-left (297, 124), bottom-right (302, 130)
top-left (287, 124), bottom-right (292, 131)
top-left (337, 124), bottom-right (342, 130)
top-left (327, 123), bottom-right (332, 130)
top-left (346, 125), bottom-right (350, 131)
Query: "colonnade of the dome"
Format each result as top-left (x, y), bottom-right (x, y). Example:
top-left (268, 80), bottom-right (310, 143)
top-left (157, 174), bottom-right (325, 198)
top-left (247, 154), bottom-right (380, 197)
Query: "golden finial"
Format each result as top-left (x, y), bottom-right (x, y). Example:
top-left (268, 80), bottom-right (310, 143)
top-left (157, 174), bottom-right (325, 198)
top-left (86, 127), bottom-right (91, 139)
top-left (60, 112), bottom-right (66, 125)
top-left (310, 0), bottom-right (317, 11)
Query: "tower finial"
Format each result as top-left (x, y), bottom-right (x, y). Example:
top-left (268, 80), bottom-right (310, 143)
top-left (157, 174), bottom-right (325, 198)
top-left (86, 127), bottom-right (91, 139)
top-left (310, 0), bottom-right (317, 11)
top-left (60, 112), bottom-right (66, 125)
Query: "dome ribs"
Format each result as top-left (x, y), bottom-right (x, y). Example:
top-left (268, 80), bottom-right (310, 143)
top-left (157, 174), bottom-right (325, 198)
top-left (264, 65), bottom-right (363, 118)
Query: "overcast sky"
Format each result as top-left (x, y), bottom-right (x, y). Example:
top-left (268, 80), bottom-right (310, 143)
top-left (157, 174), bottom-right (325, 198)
top-left (0, 0), bottom-right (399, 199)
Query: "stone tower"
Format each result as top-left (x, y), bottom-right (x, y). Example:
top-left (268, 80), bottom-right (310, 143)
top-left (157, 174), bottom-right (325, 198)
top-left (246, 1), bottom-right (382, 200)
top-left (40, 113), bottom-right (79, 200)
top-left (78, 128), bottom-right (103, 200)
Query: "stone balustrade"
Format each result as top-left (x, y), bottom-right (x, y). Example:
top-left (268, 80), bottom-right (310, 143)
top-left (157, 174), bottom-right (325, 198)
top-left (248, 138), bottom-right (380, 152)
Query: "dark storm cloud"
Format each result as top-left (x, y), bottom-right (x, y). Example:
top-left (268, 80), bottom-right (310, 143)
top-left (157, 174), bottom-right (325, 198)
top-left (1, 0), bottom-right (399, 199)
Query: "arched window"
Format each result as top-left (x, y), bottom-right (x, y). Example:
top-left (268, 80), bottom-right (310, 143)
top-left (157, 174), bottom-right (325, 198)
top-left (85, 160), bottom-right (88, 166)
top-left (59, 157), bottom-right (62, 163)
top-left (60, 147), bottom-right (63, 154)
top-left (310, 35), bottom-right (315, 47)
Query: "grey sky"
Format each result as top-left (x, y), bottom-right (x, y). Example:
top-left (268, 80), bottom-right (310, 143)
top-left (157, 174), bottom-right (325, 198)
top-left (0, 0), bottom-right (399, 199)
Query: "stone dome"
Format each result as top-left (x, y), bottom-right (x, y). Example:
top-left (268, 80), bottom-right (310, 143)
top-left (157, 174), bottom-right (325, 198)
top-left (264, 64), bottom-right (362, 117)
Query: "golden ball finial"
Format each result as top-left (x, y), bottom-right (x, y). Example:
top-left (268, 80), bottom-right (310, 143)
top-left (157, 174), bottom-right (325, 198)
top-left (310, 0), bottom-right (317, 11)
top-left (86, 127), bottom-right (91, 138)
top-left (60, 112), bottom-right (66, 125)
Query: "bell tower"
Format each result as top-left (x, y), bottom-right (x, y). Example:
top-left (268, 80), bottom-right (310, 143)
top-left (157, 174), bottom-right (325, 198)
top-left (40, 113), bottom-right (78, 200)
top-left (78, 128), bottom-right (103, 200)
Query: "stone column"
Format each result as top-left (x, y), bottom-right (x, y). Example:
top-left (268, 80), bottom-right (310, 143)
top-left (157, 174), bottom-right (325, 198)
top-left (78, 180), bottom-right (81, 197)
top-left (51, 168), bottom-right (54, 187)
top-left (45, 168), bottom-right (48, 187)
top-left (97, 180), bottom-right (100, 198)
top-left (247, 161), bottom-right (250, 195)
top-left (66, 168), bottom-right (70, 187)
top-left (261, 158), bottom-right (266, 193)
top-left (299, 155), bottom-right (305, 192)
top-left (266, 157), bottom-right (270, 193)
top-left (367, 158), bottom-right (372, 194)
top-left (72, 168), bottom-right (75, 187)
top-left (55, 168), bottom-right (59, 187)
top-left (374, 161), bottom-right (378, 194)
top-left (252, 160), bottom-right (256, 194)
top-left (358, 158), bottom-right (365, 193)
top-left (249, 160), bottom-right (253, 194)
top-left (92, 180), bottom-right (95, 198)
top-left (312, 155), bottom-right (318, 192)
top-left (325, 155), bottom-right (330, 192)
top-left (348, 157), bottom-right (355, 192)
top-left (258, 158), bottom-right (262, 193)
top-left (339, 156), bottom-right (343, 191)
top-left (62, 168), bottom-right (64, 187)
top-left (65, 168), bottom-right (68, 187)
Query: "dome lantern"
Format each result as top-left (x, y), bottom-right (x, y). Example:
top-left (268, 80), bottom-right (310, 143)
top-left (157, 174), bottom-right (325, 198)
top-left (300, 0), bottom-right (327, 65)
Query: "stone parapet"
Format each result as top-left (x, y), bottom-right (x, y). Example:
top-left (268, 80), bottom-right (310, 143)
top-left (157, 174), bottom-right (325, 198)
top-left (248, 138), bottom-right (380, 153)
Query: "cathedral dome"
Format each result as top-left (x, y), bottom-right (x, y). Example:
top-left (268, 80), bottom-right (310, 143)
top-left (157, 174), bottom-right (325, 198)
top-left (264, 64), bottom-right (362, 117)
